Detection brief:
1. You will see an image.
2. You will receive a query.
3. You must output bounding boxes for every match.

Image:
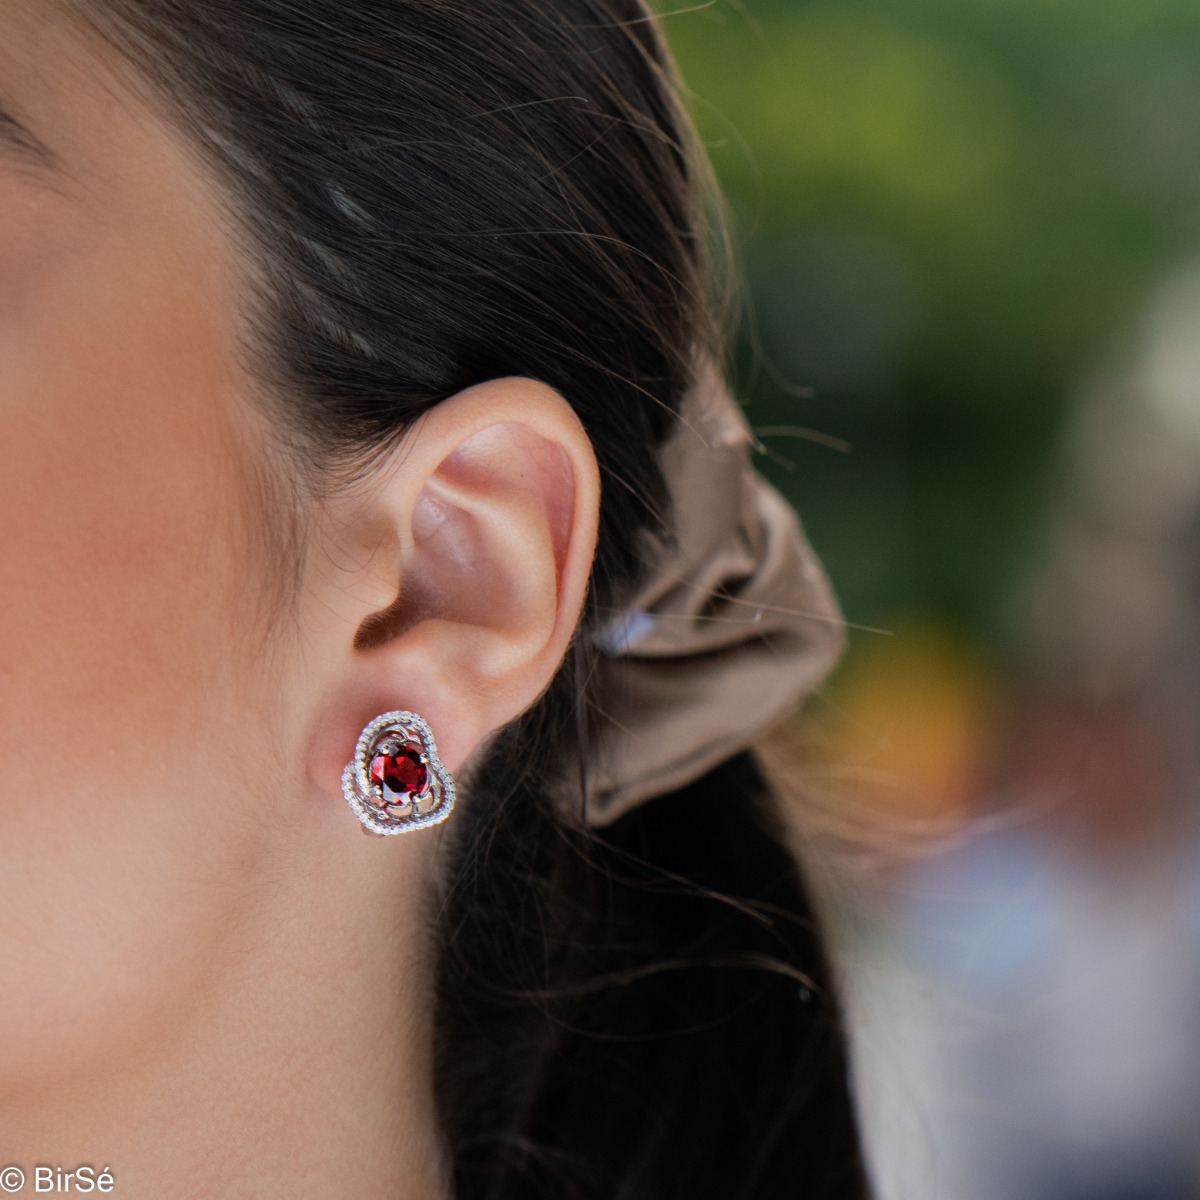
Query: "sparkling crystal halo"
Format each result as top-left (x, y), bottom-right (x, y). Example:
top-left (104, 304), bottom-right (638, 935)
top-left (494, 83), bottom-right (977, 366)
top-left (341, 710), bottom-right (455, 835)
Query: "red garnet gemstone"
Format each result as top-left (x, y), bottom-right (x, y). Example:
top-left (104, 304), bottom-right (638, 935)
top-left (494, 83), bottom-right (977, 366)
top-left (368, 747), bottom-right (428, 801)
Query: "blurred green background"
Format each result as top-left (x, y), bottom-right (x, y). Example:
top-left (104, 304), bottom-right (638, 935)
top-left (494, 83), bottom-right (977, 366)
top-left (661, 10), bottom-right (1200, 1198)
top-left (663, 0), bottom-right (1200, 659)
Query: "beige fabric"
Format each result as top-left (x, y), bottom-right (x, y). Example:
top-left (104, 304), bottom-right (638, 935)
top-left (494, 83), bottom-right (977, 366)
top-left (582, 356), bottom-right (848, 826)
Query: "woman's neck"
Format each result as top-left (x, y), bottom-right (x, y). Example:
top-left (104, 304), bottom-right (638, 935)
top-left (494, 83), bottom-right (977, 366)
top-left (0, 830), bottom-right (449, 1200)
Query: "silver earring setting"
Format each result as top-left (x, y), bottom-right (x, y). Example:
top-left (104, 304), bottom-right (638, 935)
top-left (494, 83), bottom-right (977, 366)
top-left (341, 710), bottom-right (455, 836)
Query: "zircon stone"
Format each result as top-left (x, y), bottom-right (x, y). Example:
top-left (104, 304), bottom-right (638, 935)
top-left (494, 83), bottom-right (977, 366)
top-left (369, 746), bottom-right (428, 802)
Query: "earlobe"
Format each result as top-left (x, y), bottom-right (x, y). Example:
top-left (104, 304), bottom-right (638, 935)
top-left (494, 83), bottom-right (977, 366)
top-left (300, 377), bottom-right (600, 817)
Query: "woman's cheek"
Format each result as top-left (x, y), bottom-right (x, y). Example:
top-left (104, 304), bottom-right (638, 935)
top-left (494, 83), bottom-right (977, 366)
top-left (0, 221), bottom-right (279, 1101)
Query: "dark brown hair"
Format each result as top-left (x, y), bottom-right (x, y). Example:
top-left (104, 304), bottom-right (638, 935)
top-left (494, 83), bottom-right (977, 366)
top-left (71, 2), bottom-right (871, 1194)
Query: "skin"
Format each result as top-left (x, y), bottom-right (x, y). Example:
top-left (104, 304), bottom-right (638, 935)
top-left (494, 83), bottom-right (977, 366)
top-left (0, 4), bottom-right (601, 1196)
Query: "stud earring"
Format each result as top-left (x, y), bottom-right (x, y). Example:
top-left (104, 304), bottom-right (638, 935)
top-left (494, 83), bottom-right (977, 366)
top-left (341, 710), bottom-right (455, 836)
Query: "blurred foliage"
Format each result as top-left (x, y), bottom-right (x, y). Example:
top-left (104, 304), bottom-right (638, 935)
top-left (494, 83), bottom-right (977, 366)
top-left (661, 0), bottom-right (1200, 656)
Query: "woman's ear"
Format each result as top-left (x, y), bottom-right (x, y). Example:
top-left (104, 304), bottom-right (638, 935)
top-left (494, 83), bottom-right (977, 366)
top-left (298, 376), bottom-right (601, 813)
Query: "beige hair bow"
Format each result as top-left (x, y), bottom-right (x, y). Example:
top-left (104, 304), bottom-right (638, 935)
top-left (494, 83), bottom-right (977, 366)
top-left (582, 356), bottom-right (848, 826)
